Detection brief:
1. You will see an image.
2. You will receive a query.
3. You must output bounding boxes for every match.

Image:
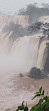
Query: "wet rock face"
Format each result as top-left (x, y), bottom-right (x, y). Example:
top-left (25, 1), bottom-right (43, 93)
top-left (19, 73), bottom-right (24, 77)
top-left (29, 67), bottom-right (42, 79)
top-left (44, 43), bottom-right (49, 72)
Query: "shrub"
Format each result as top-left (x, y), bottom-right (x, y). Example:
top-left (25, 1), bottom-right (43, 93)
top-left (16, 87), bottom-right (49, 111)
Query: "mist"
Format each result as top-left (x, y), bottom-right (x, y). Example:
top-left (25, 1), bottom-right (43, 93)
top-left (0, 4), bottom-right (49, 75)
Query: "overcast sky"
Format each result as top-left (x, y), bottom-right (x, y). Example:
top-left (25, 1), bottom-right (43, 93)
top-left (0, 0), bottom-right (49, 14)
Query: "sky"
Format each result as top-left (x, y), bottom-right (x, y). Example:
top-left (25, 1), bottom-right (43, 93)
top-left (0, 0), bottom-right (49, 14)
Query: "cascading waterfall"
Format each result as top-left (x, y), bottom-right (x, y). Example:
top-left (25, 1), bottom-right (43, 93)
top-left (37, 40), bottom-right (49, 70)
top-left (0, 34), bottom-right (40, 74)
top-left (0, 32), bottom-right (49, 74)
top-left (0, 15), bottom-right (49, 75)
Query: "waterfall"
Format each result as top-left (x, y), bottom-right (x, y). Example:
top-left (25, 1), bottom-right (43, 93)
top-left (37, 40), bottom-right (49, 70)
top-left (0, 15), bottom-right (49, 75)
top-left (0, 33), bottom-right (41, 74)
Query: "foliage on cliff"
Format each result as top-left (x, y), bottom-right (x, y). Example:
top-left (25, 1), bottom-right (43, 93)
top-left (16, 87), bottom-right (49, 111)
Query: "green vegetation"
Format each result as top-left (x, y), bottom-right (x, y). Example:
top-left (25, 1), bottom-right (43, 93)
top-left (18, 4), bottom-right (49, 24)
top-left (16, 87), bottom-right (49, 111)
